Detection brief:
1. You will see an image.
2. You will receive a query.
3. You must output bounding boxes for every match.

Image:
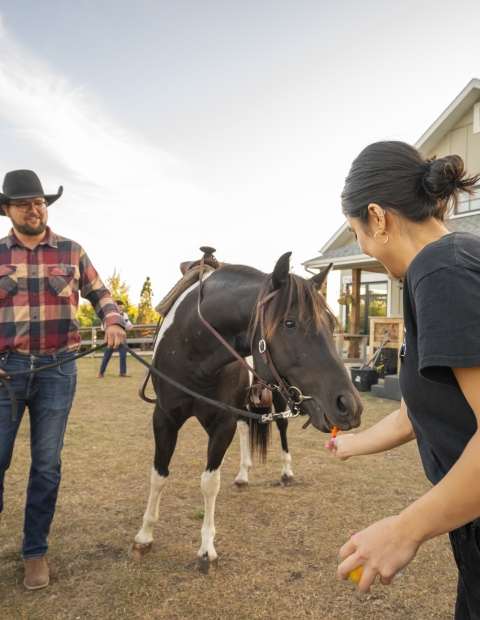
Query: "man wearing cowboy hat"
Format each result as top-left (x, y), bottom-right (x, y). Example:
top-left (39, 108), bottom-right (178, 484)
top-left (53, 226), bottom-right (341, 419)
top-left (0, 170), bottom-right (126, 590)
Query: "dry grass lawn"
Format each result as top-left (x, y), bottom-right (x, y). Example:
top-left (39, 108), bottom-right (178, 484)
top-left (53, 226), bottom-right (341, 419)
top-left (0, 356), bottom-right (457, 619)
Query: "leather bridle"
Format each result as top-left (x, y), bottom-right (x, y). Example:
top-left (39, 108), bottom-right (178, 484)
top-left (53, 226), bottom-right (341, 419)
top-left (197, 253), bottom-right (312, 421)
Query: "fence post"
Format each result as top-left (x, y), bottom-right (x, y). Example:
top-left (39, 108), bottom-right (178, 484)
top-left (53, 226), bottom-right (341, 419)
top-left (91, 326), bottom-right (96, 358)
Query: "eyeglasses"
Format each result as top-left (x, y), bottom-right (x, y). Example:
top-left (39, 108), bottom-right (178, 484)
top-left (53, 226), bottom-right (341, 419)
top-left (9, 200), bottom-right (47, 213)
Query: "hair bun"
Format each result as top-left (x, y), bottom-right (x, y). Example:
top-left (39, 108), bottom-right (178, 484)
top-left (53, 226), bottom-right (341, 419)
top-left (422, 155), bottom-right (469, 200)
top-left (341, 140), bottom-right (479, 224)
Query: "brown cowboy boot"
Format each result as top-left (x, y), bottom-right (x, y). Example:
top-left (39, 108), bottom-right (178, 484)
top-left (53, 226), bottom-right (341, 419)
top-left (23, 556), bottom-right (49, 590)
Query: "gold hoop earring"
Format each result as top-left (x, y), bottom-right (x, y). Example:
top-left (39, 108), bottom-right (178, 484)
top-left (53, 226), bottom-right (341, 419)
top-left (374, 230), bottom-right (389, 244)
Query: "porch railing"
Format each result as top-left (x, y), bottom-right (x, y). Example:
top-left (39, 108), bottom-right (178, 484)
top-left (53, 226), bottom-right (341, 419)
top-left (333, 333), bottom-right (369, 366)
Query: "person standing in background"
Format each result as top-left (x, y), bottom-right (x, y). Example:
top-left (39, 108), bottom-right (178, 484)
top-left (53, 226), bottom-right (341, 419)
top-left (97, 300), bottom-right (132, 377)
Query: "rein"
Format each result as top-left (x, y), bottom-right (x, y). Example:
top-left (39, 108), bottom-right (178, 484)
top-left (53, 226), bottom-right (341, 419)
top-left (196, 255), bottom-right (272, 390)
top-left (0, 343), bottom-right (294, 425)
top-left (256, 290), bottom-right (312, 409)
top-left (0, 343), bottom-right (109, 422)
top-left (0, 253), bottom-right (313, 425)
top-left (196, 254), bottom-right (312, 416)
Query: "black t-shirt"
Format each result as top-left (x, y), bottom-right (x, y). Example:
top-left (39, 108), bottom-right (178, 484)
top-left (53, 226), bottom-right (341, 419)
top-left (400, 232), bottom-right (480, 486)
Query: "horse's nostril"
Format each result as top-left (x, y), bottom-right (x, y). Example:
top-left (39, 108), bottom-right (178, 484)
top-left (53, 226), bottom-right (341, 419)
top-left (337, 395), bottom-right (350, 415)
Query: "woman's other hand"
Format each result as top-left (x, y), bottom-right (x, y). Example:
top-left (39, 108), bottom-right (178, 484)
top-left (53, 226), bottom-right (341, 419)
top-left (338, 515), bottom-right (420, 594)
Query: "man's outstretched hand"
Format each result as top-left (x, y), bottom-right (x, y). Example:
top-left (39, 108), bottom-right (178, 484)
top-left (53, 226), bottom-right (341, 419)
top-left (104, 325), bottom-right (126, 350)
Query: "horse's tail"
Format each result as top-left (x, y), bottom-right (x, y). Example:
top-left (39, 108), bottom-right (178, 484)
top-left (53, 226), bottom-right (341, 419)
top-left (248, 412), bottom-right (271, 463)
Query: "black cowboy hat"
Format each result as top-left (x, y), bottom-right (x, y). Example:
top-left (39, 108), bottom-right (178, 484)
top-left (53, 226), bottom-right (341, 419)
top-left (0, 170), bottom-right (63, 216)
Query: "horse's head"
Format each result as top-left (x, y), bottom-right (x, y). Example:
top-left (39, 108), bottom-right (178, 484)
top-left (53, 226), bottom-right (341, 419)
top-left (251, 252), bottom-right (363, 432)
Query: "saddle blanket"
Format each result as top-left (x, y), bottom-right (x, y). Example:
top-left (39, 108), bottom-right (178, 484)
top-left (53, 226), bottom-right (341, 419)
top-left (155, 265), bottom-right (214, 319)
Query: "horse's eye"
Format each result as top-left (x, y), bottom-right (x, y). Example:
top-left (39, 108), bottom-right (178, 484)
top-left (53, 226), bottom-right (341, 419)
top-left (285, 319), bottom-right (296, 329)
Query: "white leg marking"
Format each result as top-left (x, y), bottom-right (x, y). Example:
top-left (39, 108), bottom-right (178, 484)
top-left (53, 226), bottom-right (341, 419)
top-left (245, 355), bottom-right (254, 385)
top-left (135, 468), bottom-right (168, 544)
top-left (281, 450), bottom-right (294, 479)
top-left (154, 272), bottom-right (214, 355)
top-left (235, 420), bottom-right (252, 484)
top-left (198, 468), bottom-right (221, 560)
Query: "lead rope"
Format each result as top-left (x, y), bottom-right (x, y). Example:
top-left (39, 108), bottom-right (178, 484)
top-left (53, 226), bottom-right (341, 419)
top-left (0, 343), bottom-right (108, 421)
top-left (138, 318), bottom-right (162, 404)
top-left (0, 343), bottom-right (293, 424)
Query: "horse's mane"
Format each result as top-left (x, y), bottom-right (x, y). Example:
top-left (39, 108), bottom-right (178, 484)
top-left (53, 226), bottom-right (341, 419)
top-left (213, 263), bottom-right (334, 339)
top-left (251, 272), bottom-right (332, 341)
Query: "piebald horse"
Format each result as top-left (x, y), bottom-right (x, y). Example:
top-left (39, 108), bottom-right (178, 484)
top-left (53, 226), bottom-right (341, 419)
top-left (129, 252), bottom-right (362, 572)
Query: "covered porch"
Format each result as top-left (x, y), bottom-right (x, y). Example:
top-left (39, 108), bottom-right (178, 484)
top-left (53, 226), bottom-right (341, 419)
top-left (303, 233), bottom-right (403, 367)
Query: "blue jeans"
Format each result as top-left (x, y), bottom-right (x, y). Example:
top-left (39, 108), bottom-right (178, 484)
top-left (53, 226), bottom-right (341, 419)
top-left (450, 523), bottom-right (480, 619)
top-left (0, 351), bottom-right (77, 558)
top-left (98, 346), bottom-right (127, 375)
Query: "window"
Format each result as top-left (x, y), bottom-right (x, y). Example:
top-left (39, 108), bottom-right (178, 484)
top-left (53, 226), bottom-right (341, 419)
top-left (345, 281), bottom-right (387, 334)
top-left (457, 190), bottom-right (480, 214)
top-left (359, 282), bottom-right (387, 334)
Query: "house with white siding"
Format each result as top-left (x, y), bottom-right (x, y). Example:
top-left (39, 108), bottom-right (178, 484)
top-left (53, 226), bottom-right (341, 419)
top-left (303, 78), bottom-right (480, 339)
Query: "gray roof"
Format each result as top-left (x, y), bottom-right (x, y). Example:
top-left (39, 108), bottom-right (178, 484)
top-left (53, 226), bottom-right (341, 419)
top-left (305, 241), bottom-right (361, 264)
top-left (302, 240), bottom-right (369, 270)
top-left (445, 212), bottom-right (480, 234)
top-left (303, 212), bottom-right (480, 269)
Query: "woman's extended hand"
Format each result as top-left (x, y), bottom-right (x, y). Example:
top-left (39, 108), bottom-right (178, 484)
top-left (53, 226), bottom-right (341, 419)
top-left (338, 515), bottom-right (420, 593)
top-left (324, 434), bottom-right (355, 461)
top-left (324, 401), bottom-right (416, 462)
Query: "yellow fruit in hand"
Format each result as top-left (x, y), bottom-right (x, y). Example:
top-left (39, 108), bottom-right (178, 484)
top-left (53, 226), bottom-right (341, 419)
top-left (348, 566), bottom-right (364, 583)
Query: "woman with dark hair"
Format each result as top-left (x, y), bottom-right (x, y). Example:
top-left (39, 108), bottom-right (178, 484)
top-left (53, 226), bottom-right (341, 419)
top-left (325, 141), bottom-right (480, 618)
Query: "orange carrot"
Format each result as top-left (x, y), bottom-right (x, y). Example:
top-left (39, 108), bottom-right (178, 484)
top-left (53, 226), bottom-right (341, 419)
top-left (331, 426), bottom-right (339, 438)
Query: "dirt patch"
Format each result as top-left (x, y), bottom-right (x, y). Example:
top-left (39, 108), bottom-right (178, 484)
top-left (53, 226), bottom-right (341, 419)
top-left (0, 358), bottom-right (456, 619)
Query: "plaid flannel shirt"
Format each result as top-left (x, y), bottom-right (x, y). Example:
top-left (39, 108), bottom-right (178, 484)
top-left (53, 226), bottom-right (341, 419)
top-left (0, 227), bottom-right (125, 354)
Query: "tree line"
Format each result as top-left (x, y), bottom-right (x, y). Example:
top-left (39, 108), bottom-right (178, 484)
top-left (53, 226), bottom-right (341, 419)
top-left (77, 269), bottom-right (159, 326)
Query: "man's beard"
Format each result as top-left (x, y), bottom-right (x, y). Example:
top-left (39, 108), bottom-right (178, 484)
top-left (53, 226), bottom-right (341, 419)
top-left (14, 220), bottom-right (47, 235)
top-left (12, 215), bottom-right (47, 236)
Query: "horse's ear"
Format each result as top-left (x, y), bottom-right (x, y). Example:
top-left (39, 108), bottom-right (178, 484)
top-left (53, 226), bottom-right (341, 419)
top-left (310, 263), bottom-right (333, 291)
top-left (271, 252), bottom-right (292, 289)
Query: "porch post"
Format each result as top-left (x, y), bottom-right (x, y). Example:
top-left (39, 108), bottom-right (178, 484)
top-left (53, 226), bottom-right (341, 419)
top-left (321, 275), bottom-right (327, 298)
top-left (348, 268), bottom-right (361, 358)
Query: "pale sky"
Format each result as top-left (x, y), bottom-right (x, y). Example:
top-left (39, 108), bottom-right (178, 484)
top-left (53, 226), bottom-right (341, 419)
top-left (0, 0), bottom-right (479, 305)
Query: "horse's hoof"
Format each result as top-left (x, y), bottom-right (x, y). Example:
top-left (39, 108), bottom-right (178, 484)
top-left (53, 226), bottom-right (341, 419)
top-left (281, 474), bottom-right (295, 487)
top-left (196, 554), bottom-right (218, 574)
top-left (234, 480), bottom-right (248, 489)
top-left (128, 541), bottom-right (153, 562)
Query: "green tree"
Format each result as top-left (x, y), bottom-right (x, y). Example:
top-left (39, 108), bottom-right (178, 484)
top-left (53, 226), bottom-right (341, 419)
top-left (105, 269), bottom-right (140, 323)
top-left (137, 276), bottom-right (159, 324)
top-left (76, 303), bottom-right (101, 327)
top-left (105, 268), bottom-right (131, 307)
top-left (77, 269), bottom-right (134, 327)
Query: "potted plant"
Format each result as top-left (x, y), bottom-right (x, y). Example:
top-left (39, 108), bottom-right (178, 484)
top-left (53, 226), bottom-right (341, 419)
top-left (337, 291), bottom-right (354, 306)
